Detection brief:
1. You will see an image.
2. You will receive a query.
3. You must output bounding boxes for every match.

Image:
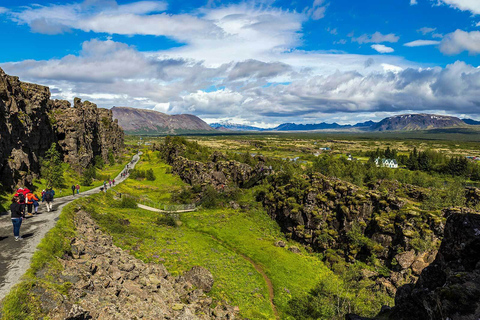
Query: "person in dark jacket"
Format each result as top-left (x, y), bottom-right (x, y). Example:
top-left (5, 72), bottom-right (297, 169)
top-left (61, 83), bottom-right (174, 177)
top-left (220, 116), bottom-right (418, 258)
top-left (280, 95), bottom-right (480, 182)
top-left (10, 196), bottom-right (25, 241)
top-left (42, 188), bottom-right (55, 212)
top-left (71, 185), bottom-right (76, 196)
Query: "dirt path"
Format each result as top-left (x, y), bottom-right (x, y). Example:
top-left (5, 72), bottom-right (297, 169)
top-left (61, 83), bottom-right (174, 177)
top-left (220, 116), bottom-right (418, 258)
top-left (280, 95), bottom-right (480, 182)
top-left (0, 153), bottom-right (140, 301)
top-left (138, 203), bottom-right (279, 319)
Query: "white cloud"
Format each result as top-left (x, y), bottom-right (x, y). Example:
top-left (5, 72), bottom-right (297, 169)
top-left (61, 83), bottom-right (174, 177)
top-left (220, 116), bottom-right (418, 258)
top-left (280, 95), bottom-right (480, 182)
top-left (404, 40), bottom-right (441, 47)
top-left (0, 7), bottom-right (8, 14)
top-left (371, 44), bottom-right (394, 53)
top-left (353, 32), bottom-right (400, 44)
top-left (440, 29), bottom-right (480, 55)
top-left (410, 0), bottom-right (418, 5)
top-left (3, 1), bottom-right (480, 125)
top-left (438, 0), bottom-right (480, 14)
top-left (8, 0), bottom-right (220, 41)
top-left (305, 0), bottom-right (328, 20)
top-left (417, 27), bottom-right (436, 35)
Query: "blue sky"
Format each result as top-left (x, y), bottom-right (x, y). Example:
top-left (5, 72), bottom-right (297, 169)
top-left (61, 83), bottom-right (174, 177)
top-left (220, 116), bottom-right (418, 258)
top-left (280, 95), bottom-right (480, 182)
top-left (1, 0), bottom-right (480, 126)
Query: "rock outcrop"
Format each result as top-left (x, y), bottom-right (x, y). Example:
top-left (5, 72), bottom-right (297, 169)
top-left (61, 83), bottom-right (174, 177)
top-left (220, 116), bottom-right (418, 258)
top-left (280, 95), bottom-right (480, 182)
top-left (0, 68), bottom-right (123, 190)
top-left (170, 155), bottom-right (267, 190)
top-left (52, 98), bottom-right (123, 171)
top-left (42, 210), bottom-right (236, 320)
top-left (260, 172), bottom-right (445, 293)
top-left (347, 207), bottom-right (480, 320)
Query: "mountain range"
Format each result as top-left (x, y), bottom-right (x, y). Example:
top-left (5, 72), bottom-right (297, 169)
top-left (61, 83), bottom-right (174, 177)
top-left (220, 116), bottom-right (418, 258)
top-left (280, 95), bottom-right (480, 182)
top-left (212, 114), bottom-right (479, 132)
top-left (112, 106), bottom-right (480, 134)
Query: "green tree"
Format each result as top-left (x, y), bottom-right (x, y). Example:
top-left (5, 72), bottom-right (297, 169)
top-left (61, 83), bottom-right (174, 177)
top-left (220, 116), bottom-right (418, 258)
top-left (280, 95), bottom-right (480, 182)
top-left (41, 143), bottom-right (64, 188)
top-left (94, 155), bottom-right (105, 169)
top-left (146, 168), bottom-right (156, 181)
top-left (108, 150), bottom-right (115, 166)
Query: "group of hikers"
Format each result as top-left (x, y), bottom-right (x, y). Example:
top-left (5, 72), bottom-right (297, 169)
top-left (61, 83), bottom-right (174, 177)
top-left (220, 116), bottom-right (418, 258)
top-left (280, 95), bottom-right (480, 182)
top-left (10, 188), bottom-right (55, 241)
top-left (9, 158), bottom-right (135, 241)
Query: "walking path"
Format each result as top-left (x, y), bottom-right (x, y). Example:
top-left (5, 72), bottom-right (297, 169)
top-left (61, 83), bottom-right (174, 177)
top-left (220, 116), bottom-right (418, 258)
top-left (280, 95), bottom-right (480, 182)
top-left (0, 153), bottom-right (140, 301)
top-left (137, 203), bottom-right (197, 213)
top-left (138, 203), bottom-right (279, 319)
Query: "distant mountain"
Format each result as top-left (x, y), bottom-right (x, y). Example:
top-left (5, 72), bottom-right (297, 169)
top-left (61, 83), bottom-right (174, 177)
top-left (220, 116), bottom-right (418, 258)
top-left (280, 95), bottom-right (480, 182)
top-left (112, 107), bottom-right (214, 134)
top-left (211, 113), bottom-right (472, 133)
top-left (273, 122), bottom-right (346, 131)
top-left (210, 123), bottom-right (265, 131)
top-left (462, 118), bottom-right (480, 125)
top-left (353, 120), bottom-right (377, 128)
top-left (370, 114), bottom-right (466, 131)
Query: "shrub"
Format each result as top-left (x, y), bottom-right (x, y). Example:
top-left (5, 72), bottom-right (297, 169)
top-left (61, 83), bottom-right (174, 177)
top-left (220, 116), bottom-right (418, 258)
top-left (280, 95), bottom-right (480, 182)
top-left (171, 187), bottom-right (194, 204)
top-left (146, 168), bottom-right (156, 181)
top-left (155, 213), bottom-right (177, 227)
top-left (201, 185), bottom-right (217, 208)
top-left (117, 196), bottom-right (137, 209)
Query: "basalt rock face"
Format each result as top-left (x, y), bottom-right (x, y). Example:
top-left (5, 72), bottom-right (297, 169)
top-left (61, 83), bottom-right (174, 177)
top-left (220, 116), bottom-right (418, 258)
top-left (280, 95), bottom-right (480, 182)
top-left (348, 208), bottom-right (480, 320)
top-left (52, 98), bottom-right (124, 171)
top-left (170, 155), bottom-right (266, 189)
top-left (261, 172), bottom-right (445, 294)
top-left (41, 210), bottom-right (236, 320)
top-left (0, 68), bottom-right (56, 189)
top-left (0, 68), bottom-right (123, 190)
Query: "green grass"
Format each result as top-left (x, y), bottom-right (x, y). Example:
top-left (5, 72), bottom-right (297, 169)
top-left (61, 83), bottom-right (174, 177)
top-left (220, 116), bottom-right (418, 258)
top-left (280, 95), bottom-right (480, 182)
top-left (1, 149), bottom-right (391, 320)
top-left (91, 151), bottom-right (390, 319)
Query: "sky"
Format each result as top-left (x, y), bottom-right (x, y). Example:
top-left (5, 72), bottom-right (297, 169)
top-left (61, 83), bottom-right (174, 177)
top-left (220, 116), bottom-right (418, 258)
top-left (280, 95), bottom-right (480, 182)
top-left (1, 0), bottom-right (480, 127)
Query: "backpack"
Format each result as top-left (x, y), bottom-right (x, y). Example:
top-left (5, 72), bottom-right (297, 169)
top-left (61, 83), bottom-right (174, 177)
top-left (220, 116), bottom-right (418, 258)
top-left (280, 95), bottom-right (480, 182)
top-left (18, 193), bottom-right (25, 203)
top-left (45, 190), bottom-right (53, 202)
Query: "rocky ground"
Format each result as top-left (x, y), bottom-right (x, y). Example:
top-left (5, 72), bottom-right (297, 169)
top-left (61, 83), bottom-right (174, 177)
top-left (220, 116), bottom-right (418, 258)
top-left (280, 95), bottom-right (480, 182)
top-left (346, 207), bottom-right (480, 320)
top-left (42, 209), bottom-right (236, 320)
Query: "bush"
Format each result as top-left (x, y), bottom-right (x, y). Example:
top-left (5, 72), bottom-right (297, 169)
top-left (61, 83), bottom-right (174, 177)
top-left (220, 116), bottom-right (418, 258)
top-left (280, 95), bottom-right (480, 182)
top-left (155, 213), bottom-right (177, 227)
top-left (201, 185), bottom-right (217, 208)
top-left (171, 187), bottom-right (194, 204)
top-left (117, 196), bottom-right (137, 209)
top-left (146, 168), bottom-right (156, 181)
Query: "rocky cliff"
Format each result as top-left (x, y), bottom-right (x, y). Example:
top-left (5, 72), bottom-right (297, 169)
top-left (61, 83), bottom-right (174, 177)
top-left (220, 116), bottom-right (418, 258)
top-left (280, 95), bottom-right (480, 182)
top-left (36, 209), bottom-right (236, 319)
top-left (0, 68), bottom-right (123, 190)
top-left (112, 106), bottom-right (214, 135)
top-left (260, 172), bottom-right (445, 293)
top-left (347, 207), bottom-right (480, 320)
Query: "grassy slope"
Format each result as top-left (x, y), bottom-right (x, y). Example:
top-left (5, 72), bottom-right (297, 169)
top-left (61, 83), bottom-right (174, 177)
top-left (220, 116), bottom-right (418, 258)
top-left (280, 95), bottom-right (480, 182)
top-left (1, 149), bottom-right (391, 319)
top-left (99, 151), bottom-right (390, 319)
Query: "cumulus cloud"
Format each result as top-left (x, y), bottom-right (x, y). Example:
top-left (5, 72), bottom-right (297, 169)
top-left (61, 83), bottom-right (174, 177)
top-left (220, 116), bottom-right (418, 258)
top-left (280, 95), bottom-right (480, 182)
top-left (404, 40), bottom-right (441, 47)
top-left (410, 0), bottom-right (418, 5)
top-left (371, 44), bottom-right (395, 53)
top-left (0, 7), bottom-right (9, 14)
top-left (352, 32), bottom-right (400, 44)
top-left (438, 0), bottom-right (480, 14)
top-left (440, 30), bottom-right (480, 55)
top-left (8, 0), bottom-right (221, 41)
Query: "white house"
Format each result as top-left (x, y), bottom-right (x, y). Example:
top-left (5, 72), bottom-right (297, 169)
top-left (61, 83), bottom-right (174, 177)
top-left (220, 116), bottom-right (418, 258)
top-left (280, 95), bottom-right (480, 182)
top-left (375, 158), bottom-right (398, 169)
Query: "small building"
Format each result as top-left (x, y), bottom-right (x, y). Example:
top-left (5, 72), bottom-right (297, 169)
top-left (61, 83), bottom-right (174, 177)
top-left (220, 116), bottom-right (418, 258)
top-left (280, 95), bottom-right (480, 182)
top-left (375, 158), bottom-right (398, 169)
top-left (320, 147), bottom-right (331, 151)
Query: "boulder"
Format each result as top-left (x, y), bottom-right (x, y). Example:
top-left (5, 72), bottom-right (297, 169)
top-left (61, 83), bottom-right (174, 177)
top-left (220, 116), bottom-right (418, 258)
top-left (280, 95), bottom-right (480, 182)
top-left (183, 266), bottom-right (215, 293)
